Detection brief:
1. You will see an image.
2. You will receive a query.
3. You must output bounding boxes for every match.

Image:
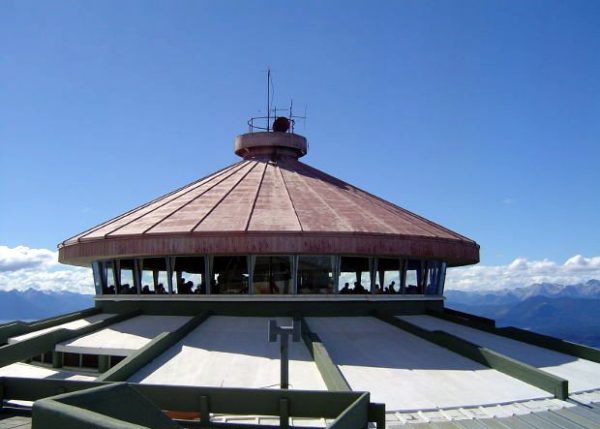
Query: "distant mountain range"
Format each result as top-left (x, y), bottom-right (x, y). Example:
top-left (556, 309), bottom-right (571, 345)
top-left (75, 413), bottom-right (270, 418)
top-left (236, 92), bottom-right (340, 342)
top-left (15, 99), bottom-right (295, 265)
top-left (1, 282), bottom-right (599, 349)
top-left (0, 289), bottom-right (93, 322)
top-left (446, 280), bottom-right (600, 348)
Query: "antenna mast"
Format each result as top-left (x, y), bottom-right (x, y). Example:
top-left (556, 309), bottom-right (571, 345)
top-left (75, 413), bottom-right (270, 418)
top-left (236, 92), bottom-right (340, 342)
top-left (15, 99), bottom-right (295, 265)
top-left (267, 68), bottom-right (271, 131)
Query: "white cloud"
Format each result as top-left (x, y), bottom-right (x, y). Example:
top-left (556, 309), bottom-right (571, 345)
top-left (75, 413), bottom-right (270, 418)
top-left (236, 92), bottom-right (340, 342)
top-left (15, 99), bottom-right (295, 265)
top-left (0, 245), bottom-right (57, 271)
top-left (0, 245), bottom-right (93, 294)
top-left (446, 255), bottom-right (600, 291)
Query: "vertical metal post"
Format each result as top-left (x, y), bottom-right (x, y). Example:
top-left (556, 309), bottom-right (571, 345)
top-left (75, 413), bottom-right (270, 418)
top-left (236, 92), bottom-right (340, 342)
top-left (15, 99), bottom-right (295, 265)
top-left (166, 257), bottom-right (174, 294)
top-left (269, 320), bottom-right (301, 390)
top-left (205, 255), bottom-right (211, 295)
top-left (200, 395), bottom-right (210, 426)
top-left (133, 259), bottom-right (142, 295)
top-left (280, 331), bottom-right (289, 389)
top-left (112, 260), bottom-right (119, 294)
top-left (98, 355), bottom-right (110, 373)
top-left (247, 255), bottom-right (255, 294)
top-left (291, 255), bottom-right (298, 295)
top-left (267, 69), bottom-right (271, 131)
top-left (332, 255), bottom-right (340, 293)
top-left (439, 262), bottom-right (447, 296)
top-left (400, 259), bottom-right (407, 294)
top-left (52, 351), bottom-right (63, 369)
top-left (370, 257), bottom-right (377, 294)
top-left (280, 398), bottom-right (290, 429)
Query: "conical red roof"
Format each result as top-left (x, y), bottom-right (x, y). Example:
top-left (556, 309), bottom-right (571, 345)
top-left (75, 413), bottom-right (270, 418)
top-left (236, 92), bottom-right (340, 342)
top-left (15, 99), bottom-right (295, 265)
top-left (59, 144), bottom-right (479, 267)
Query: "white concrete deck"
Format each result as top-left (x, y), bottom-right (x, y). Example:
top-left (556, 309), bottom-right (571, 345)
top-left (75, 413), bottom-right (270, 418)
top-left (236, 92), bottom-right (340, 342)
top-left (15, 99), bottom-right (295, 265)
top-left (0, 362), bottom-right (95, 381)
top-left (7, 314), bottom-right (115, 344)
top-left (130, 316), bottom-right (326, 391)
top-left (401, 315), bottom-right (600, 394)
top-left (55, 315), bottom-right (191, 356)
top-left (306, 317), bottom-right (551, 412)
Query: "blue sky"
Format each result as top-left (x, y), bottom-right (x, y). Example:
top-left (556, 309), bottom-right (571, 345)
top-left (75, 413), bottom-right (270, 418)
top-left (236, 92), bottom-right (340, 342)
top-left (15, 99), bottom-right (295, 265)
top-left (1, 1), bottom-right (599, 290)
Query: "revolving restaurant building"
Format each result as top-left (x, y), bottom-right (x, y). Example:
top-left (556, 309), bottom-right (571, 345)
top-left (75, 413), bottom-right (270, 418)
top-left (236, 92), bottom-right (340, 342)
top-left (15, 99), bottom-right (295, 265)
top-left (58, 122), bottom-right (479, 313)
top-left (2, 119), bottom-right (600, 429)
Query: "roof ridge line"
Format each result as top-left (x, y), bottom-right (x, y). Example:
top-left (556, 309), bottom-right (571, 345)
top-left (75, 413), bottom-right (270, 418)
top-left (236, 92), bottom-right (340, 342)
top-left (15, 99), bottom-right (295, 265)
top-left (73, 161), bottom-right (244, 243)
top-left (277, 160), bottom-right (304, 232)
top-left (143, 161), bottom-right (255, 235)
top-left (105, 161), bottom-right (248, 237)
top-left (244, 161), bottom-right (269, 232)
top-left (190, 161), bottom-right (261, 233)
top-left (283, 161), bottom-right (354, 232)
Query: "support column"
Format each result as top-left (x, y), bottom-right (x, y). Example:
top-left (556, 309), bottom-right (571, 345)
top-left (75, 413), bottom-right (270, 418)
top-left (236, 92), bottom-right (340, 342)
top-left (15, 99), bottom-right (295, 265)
top-left (370, 257), bottom-right (377, 294)
top-left (166, 257), bottom-right (174, 294)
top-left (52, 351), bottom-right (63, 369)
top-left (332, 256), bottom-right (340, 293)
top-left (204, 255), bottom-right (212, 295)
top-left (247, 255), bottom-right (255, 294)
top-left (400, 259), bottom-right (407, 294)
top-left (98, 355), bottom-right (110, 373)
top-left (291, 255), bottom-right (298, 295)
top-left (133, 259), bottom-right (142, 294)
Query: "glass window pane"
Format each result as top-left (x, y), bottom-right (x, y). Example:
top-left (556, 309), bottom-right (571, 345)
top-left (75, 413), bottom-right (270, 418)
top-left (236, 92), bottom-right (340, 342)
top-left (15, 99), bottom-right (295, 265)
top-left (253, 256), bottom-right (292, 294)
top-left (174, 256), bottom-right (205, 294)
top-left (405, 259), bottom-right (422, 294)
top-left (212, 256), bottom-right (248, 294)
top-left (140, 258), bottom-right (169, 294)
top-left (118, 260), bottom-right (136, 294)
top-left (339, 257), bottom-right (371, 294)
top-left (426, 261), bottom-right (446, 295)
top-left (297, 256), bottom-right (334, 294)
top-left (378, 258), bottom-right (400, 294)
top-left (92, 262), bottom-right (103, 295)
top-left (103, 261), bottom-right (116, 294)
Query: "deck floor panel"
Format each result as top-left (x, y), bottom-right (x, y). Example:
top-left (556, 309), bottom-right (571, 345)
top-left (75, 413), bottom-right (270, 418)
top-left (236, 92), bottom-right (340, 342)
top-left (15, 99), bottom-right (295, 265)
top-left (129, 316), bottom-right (326, 390)
top-left (55, 315), bottom-right (191, 356)
top-left (7, 314), bottom-right (115, 344)
top-left (0, 362), bottom-right (95, 381)
top-left (400, 315), bottom-right (600, 394)
top-left (306, 317), bottom-right (551, 412)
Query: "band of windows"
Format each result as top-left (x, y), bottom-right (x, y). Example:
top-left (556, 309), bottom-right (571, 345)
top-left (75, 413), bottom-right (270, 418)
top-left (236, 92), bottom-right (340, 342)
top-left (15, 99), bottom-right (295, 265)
top-left (92, 255), bottom-right (447, 296)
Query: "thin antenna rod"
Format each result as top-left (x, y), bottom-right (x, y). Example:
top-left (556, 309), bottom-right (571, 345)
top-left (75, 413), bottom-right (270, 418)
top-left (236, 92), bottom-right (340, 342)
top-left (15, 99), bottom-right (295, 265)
top-left (267, 68), bottom-right (271, 131)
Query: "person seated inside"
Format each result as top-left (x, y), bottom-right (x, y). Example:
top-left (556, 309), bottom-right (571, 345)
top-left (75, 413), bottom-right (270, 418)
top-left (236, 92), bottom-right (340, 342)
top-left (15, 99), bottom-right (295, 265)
top-left (118, 283), bottom-right (131, 294)
top-left (340, 282), bottom-right (351, 294)
top-left (156, 283), bottom-right (166, 294)
top-left (353, 282), bottom-right (367, 294)
top-left (388, 281), bottom-right (396, 294)
top-left (142, 285), bottom-right (151, 294)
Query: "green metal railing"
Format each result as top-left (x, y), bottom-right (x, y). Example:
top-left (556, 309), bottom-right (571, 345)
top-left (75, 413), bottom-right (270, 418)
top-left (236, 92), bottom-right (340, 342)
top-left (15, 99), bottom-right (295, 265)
top-left (0, 310), bottom-right (140, 369)
top-left (0, 377), bottom-right (385, 429)
top-left (300, 318), bottom-right (351, 392)
top-left (431, 308), bottom-right (600, 363)
top-left (0, 307), bottom-right (100, 345)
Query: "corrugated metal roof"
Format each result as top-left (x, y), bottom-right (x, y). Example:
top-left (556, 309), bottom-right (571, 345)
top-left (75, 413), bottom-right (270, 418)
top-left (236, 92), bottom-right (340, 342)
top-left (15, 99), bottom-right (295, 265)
top-left (58, 132), bottom-right (479, 266)
top-left (61, 157), bottom-right (474, 244)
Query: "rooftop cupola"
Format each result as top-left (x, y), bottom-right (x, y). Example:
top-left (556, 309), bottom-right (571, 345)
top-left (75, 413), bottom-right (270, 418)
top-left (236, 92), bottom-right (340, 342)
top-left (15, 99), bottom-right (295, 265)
top-left (234, 116), bottom-right (308, 159)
